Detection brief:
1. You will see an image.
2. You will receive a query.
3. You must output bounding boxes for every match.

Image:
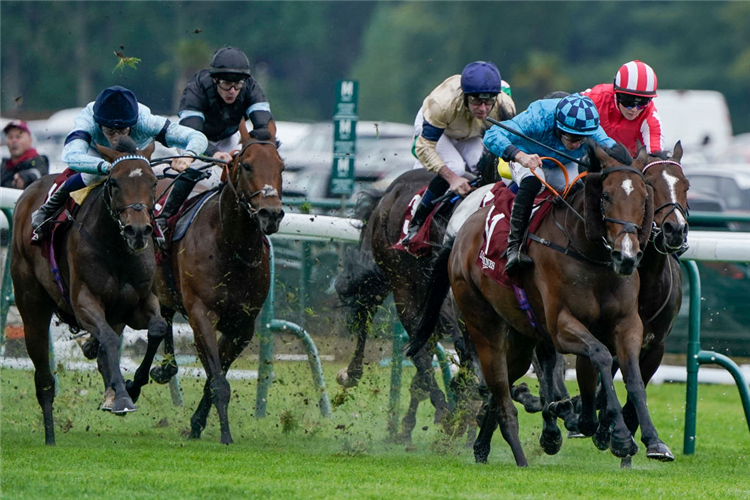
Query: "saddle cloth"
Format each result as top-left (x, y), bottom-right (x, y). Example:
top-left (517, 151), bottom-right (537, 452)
top-left (476, 183), bottom-right (553, 288)
top-left (391, 186), bottom-right (445, 257)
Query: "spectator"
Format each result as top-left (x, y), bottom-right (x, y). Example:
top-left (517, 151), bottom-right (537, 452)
top-left (1, 120), bottom-right (49, 189)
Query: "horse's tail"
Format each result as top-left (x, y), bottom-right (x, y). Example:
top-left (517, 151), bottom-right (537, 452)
top-left (334, 187), bottom-right (388, 312)
top-left (406, 237), bottom-right (455, 357)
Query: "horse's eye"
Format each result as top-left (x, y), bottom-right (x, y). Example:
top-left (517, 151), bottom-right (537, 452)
top-left (242, 162), bottom-right (253, 172)
top-left (602, 192), bottom-right (611, 203)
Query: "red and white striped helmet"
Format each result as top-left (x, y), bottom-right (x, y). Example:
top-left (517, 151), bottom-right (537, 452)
top-left (613, 60), bottom-right (658, 97)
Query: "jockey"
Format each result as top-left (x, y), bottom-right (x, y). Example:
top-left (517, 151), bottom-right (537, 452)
top-left (166, 46), bottom-right (276, 233)
top-left (483, 94), bottom-right (616, 274)
top-left (30, 86), bottom-right (207, 240)
top-left (401, 61), bottom-right (516, 245)
top-left (581, 60), bottom-right (664, 155)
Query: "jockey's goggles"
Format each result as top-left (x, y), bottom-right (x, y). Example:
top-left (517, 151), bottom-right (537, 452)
top-left (617, 93), bottom-right (652, 110)
top-left (467, 95), bottom-right (497, 107)
top-left (216, 79), bottom-right (245, 91)
top-left (560, 132), bottom-right (586, 145)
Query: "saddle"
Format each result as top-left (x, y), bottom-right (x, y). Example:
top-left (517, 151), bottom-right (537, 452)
top-left (154, 189), bottom-right (218, 264)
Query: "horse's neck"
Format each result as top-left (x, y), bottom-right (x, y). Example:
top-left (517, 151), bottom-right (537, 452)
top-left (217, 187), bottom-right (264, 249)
top-left (550, 194), bottom-right (608, 259)
top-left (639, 242), bottom-right (671, 290)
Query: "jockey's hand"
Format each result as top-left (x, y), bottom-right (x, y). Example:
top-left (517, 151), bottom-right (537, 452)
top-left (449, 176), bottom-right (473, 197)
top-left (213, 151), bottom-right (233, 164)
top-left (170, 155), bottom-right (195, 173)
top-left (516, 151), bottom-right (542, 171)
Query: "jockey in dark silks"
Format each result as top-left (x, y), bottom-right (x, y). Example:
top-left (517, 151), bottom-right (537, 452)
top-left (483, 94), bottom-right (617, 274)
top-left (401, 61), bottom-right (516, 245)
top-left (30, 86), bottom-right (207, 241)
top-left (155, 46), bottom-right (277, 236)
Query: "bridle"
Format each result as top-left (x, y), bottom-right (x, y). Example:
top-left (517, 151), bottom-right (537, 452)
top-left (103, 154), bottom-right (154, 237)
top-left (223, 140), bottom-right (280, 216)
top-left (598, 165), bottom-right (647, 252)
top-left (643, 159), bottom-right (689, 255)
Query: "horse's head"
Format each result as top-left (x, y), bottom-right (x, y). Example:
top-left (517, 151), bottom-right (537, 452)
top-left (227, 126), bottom-right (285, 235)
top-left (96, 137), bottom-right (157, 252)
top-left (584, 141), bottom-right (652, 275)
top-left (643, 142), bottom-right (689, 253)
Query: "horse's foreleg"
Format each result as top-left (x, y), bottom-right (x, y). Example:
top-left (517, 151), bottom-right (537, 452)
top-left (127, 312), bottom-right (169, 402)
top-left (616, 323), bottom-right (673, 461)
top-left (534, 340), bottom-right (563, 455)
top-left (473, 393), bottom-right (499, 463)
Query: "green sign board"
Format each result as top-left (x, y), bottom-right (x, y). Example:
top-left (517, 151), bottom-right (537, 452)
top-left (330, 80), bottom-right (359, 196)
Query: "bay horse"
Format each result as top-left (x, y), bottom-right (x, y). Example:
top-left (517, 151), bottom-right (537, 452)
top-left (411, 141), bottom-right (668, 466)
top-left (334, 153), bottom-right (501, 441)
top-left (149, 126), bottom-right (285, 444)
top-left (470, 144), bottom-right (689, 463)
top-left (10, 137), bottom-right (165, 445)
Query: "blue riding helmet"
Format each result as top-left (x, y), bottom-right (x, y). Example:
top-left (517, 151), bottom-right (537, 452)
top-left (555, 94), bottom-right (600, 136)
top-left (460, 61), bottom-right (502, 96)
top-left (93, 86), bottom-right (139, 129)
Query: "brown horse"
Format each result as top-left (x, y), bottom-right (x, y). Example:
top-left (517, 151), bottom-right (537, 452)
top-left (411, 141), bottom-right (666, 466)
top-left (334, 153), bottom-right (501, 441)
top-left (10, 137), bottom-right (164, 445)
top-left (149, 126), bottom-right (285, 444)
top-left (471, 144), bottom-right (689, 463)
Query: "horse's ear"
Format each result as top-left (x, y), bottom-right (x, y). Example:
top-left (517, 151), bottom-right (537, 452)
top-left (585, 138), bottom-right (602, 173)
top-left (639, 184), bottom-right (655, 249)
top-left (633, 146), bottom-right (649, 172)
top-left (584, 173), bottom-right (606, 241)
top-left (95, 143), bottom-right (117, 163)
top-left (672, 141), bottom-right (683, 162)
top-left (140, 141), bottom-right (155, 160)
top-left (239, 118), bottom-right (251, 144)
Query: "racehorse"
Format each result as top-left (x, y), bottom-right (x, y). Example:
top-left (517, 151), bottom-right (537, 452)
top-left (410, 141), bottom-right (668, 466)
top-left (469, 144), bottom-right (688, 464)
top-left (10, 137), bottom-right (164, 445)
top-left (149, 126), bottom-right (285, 444)
top-left (334, 151), bottom-right (502, 441)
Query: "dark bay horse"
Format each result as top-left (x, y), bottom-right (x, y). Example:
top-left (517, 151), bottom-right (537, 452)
top-left (463, 144), bottom-right (689, 465)
top-left (10, 137), bottom-right (164, 445)
top-left (411, 142), bottom-right (667, 466)
top-left (150, 127), bottom-right (285, 444)
top-left (334, 154), bottom-right (501, 441)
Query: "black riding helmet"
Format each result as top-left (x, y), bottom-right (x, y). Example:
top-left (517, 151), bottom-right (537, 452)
top-left (209, 47), bottom-right (251, 82)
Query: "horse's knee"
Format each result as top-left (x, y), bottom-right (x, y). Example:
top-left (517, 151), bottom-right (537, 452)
top-left (148, 316), bottom-right (168, 339)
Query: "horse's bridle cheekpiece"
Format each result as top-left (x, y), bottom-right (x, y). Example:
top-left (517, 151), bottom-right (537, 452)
top-left (225, 140), bottom-right (280, 216)
top-left (105, 155), bottom-right (153, 237)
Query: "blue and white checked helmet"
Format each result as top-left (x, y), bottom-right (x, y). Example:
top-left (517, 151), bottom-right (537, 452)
top-left (554, 94), bottom-right (600, 136)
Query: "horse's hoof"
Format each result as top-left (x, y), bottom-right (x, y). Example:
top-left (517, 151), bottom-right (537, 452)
top-left (646, 442), bottom-right (675, 462)
top-left (100, 388), bottom-right (115, 412)
top-left (474, 445), bottom-right (490, 464)
top-left (620, 456), bottom-right (632, 469)
top-left (150, 364), bottom-right (177, 385)
top-left (567, 431), bottom-right (586, 439)
top-left (593, 424), bottom-right (611, 451)
top-left (577, 419), bottom-right (598, 438)
top-left (611, 435), bottom-right (639, 459)
top-left (220, 435), bottom-right (234, 445)
top-left (539, 429), bottom-right (563, 455)
top-left (125, 379), bottom-right (141, 403)
top-left (79, 338), bottom-right (99, 360)
top-left (336, 368), bottom-right (358, 388)
top-left (110, 396), bottom-right (137, 415)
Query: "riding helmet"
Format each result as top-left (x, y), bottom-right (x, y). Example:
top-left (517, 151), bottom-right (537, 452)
top-left (209, 47), bottom-right (252, 81)
top-left (555, 94), bottom-right (601, 136)
top-left (614, 60), bottom-right (658, 97)
top-left (93, 86), bottom-right (139, 129)
top-left (460, 61), bottom-right (502, 96)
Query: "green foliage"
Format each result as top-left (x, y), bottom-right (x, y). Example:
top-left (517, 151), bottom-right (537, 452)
top-left (113, 55), bottom-right (141, 73)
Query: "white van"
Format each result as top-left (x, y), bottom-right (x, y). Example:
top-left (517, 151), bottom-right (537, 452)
top-left (653, 90), bottom-right (733, 161)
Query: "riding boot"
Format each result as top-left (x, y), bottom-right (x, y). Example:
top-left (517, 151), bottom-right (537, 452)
top-left (401, 175), bottom-right (447, 245)
top-left (505, 176), bottom-right (541, 275)
top-left (154, 168), bottom-right (206, 246)
top-left (30, 174), bottom-right (85, 240)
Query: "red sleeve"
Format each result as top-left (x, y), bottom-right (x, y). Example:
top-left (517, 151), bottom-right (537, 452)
top-left (639, 107), bottom-right (666, 153)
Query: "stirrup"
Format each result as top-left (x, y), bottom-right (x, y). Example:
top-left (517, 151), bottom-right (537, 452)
top-left (401, 225), bottom-right (420, 246)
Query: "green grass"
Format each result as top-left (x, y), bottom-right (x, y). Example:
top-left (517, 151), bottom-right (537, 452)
top-left (2, 362), bottom-right (749, 499)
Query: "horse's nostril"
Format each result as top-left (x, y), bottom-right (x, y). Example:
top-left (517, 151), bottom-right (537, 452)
top-left (123, 226), bottom-right (136, 237)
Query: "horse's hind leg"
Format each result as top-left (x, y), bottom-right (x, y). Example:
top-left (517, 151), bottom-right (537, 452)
top-left (337, 300), bottom-right (380, 388)
top-left (401, 345), bottom-right (450, 441)
top-left (20, 303), bottom-right (56, 445)
top-left (534, 340), bottom-right (564, 455)
top-left (473, 394), bottom-right (499, 463)
top-left (150, 307), bottom-right (178, 384)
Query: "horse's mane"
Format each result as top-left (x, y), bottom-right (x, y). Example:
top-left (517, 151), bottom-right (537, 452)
top-left (476, 148), bottom-right (502, 186)
top-left (352, 188), bottom-right (384, 225)
top-left (605, 142), bottom-right (633, 166)
top-left (114, 136), bottom-right (138, 154)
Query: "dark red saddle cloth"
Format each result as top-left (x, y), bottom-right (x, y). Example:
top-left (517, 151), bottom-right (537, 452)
top-left (476, 183), bottom-right (553, 288)
top-left (391, 186), bottom-right (444, 257)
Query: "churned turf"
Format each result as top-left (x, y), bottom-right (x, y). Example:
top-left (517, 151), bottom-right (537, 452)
top-left (1, 362), bottom-right (749, 499)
